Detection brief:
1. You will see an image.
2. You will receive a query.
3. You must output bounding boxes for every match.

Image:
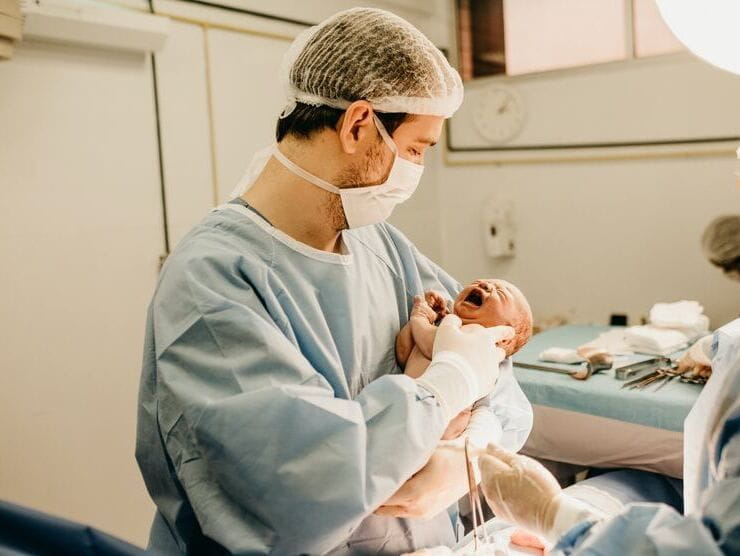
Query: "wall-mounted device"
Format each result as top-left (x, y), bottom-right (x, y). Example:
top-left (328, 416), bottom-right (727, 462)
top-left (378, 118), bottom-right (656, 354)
top-left (483, 198), bottom-right (516, 259)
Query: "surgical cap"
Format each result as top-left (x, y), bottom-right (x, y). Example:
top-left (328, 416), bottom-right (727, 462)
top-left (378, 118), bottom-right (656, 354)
top-left (702, 214), bottom-right (740, 265)
top-left (280, 7), bottom-right (464, 118)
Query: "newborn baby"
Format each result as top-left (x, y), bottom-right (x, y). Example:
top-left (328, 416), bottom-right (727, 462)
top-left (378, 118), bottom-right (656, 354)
top-left (396, 279), bottom-right (533, 440)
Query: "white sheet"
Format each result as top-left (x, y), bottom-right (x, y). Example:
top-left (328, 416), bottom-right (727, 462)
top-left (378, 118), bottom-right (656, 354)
top-left (522, 404), bottom-right (683, 478)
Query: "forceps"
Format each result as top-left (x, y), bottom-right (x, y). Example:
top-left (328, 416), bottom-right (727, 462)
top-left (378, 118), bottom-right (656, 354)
top-left (621, 365), bottom-right (682, 390)
top-left (465, 438), bottom-right (491, 551)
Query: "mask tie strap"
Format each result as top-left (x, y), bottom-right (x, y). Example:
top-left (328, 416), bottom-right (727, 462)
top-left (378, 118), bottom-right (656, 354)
top-left (271, 145), bottom-right (342, 195)
top-left (373, 114), bottom-right (399, 155)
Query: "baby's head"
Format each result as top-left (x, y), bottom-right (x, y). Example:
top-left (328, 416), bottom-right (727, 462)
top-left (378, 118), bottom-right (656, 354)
top-left (452, 278), bottom-right (533, 357)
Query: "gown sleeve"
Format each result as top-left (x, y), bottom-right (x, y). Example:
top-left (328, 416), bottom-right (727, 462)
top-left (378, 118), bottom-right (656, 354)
top-left (151, 253), bottom-right (449, 554)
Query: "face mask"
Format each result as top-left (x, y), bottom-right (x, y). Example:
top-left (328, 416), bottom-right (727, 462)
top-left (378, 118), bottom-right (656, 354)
top-left (232, 116), bottom-right (424, 229)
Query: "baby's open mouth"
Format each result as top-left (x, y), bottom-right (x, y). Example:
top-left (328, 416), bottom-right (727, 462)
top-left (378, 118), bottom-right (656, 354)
top-left (464, 288), bottom-right (484, 307)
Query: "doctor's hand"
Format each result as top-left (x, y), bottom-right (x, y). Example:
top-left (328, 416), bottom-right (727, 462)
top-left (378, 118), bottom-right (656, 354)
top-left (479, 444), bottom-right (561, 536)
top-left (480, 444), bottom-right (602, 543)
top-left (415, 315), bottom-right (513, 420)
top-left (374, 447), bottom-right (469, 520)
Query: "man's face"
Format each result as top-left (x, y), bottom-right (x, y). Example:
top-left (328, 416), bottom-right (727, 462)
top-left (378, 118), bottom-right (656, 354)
top-left (339, 114), bottom-right (444, 188)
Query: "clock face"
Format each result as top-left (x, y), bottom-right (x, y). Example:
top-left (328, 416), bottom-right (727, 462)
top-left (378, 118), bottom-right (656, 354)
top-left (473, 87), bottom-right (526, 144)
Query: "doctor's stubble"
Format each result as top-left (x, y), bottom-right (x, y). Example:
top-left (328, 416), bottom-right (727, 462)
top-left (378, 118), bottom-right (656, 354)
top-left (328, 137), bottom-right (388, 231)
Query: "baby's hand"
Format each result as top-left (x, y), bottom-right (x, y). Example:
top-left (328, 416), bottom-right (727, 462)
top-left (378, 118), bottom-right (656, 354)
top-left (411, 295), bottom-right (437, 324)
top-left (424, 290), bottom-right (449, 322)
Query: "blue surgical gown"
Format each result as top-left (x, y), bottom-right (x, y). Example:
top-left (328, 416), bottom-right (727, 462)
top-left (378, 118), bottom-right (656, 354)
top-left (135, 204), bottom-right (532, 555)
top-left (552, 320), bottom-right (740, 555)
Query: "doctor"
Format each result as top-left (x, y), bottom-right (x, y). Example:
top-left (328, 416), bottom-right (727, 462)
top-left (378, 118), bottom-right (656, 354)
top-left (479, 317), bottom-right (740, 555)
top-left (136, 7), bottom-right (532, 555)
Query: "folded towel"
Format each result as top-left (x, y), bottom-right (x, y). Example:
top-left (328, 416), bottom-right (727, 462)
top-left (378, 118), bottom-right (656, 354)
top-left (624, 325), bottom-right (690, 355)
top-left (539, 347), bottom-right (584, 364)
top-left (650, 300), bottom-right (703, 326)
top-left (579, 328), bottom-right (633, 355)
top-left (649, 300), bottom-right (710, 343)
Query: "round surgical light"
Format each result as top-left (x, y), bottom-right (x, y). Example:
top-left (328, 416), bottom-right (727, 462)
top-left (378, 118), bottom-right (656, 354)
top-left (656, 0), bottom-right (740, 75)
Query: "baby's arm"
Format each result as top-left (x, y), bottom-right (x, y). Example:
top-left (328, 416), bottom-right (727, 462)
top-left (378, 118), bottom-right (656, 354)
top-left (409, 312), bottom-right (436, 360)
top-left (396, 293), bottom-right (448, 368)
top-left (395, 322), bottom-right (416, 367)
top-left (400, 296), bottom-right (438, 363)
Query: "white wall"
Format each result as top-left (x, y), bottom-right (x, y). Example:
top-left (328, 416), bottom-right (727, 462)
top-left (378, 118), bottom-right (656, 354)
top-left (439, 154), bottom-right (739, 327)
top-left (439, 54), bottom-right (740, 328)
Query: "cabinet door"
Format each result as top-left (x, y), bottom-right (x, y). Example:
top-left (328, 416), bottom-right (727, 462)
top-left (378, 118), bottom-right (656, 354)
top-left (206, 27), bottom-right (292, 202)
top-left (154, 20), bottom-right (215, 247)
top-left (0, 40), bottom-right (161, 545)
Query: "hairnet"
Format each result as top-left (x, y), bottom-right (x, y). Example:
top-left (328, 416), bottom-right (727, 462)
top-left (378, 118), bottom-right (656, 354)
top-left (702, 214), bottom-right (740, 265)
top-left (279, 7), bottom-right (463, 118)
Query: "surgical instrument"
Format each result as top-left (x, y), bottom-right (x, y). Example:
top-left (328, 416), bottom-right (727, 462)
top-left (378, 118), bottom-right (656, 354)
top-left (515, 353), bottom-right (613, 381)
top-left (465, 438), bottom-right (491, 550)
top-left (570, 348), bottom-right (614, 380)
top-left (513, 362), bottom-right (575, 375)
top-left (622, 364), bottom-right (684, 391)
top-left (615, 357), bottom-right (672, 380)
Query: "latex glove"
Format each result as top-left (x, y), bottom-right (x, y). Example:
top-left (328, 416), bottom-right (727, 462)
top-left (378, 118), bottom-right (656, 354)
top-left (375, 447), bottom-right (469, 519)
top-left (676, 334), bottom-right (713, 378)
top-left (479, 444), bottom-right (603, 543)
top-left (416, 315), bottom-right (513, 420)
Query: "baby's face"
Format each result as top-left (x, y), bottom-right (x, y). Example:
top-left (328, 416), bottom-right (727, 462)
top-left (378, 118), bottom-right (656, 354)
top-left (453, 278), bottom-right (533, 355)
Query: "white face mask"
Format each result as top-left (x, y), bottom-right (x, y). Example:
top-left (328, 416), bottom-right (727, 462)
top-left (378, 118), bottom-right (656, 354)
top-left (230, 116), bottom-right (424, 229)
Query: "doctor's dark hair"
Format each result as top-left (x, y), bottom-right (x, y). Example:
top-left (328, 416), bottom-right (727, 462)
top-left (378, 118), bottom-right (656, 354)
top-left (276, 102), bottom-right (408, 142)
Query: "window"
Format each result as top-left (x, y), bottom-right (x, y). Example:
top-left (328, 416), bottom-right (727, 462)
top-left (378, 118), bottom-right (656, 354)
top-left (456, 0), bottom-right (506, 79)
top-left (632, 0), bottom-right (683, 57)
top-left (456, 0), bottom-right (685, 80)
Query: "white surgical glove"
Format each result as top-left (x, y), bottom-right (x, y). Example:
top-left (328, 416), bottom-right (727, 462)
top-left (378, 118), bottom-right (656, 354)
top-left (677, 334), bottom-right (713, 378)
top-left (479, 444), bottom-right (605, 544)
top-left (415, 314), bottom-right (513, 421)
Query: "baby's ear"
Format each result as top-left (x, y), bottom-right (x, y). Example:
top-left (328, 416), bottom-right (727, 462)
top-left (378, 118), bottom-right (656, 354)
top-left (496, 335), bottom-right (516, 356)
